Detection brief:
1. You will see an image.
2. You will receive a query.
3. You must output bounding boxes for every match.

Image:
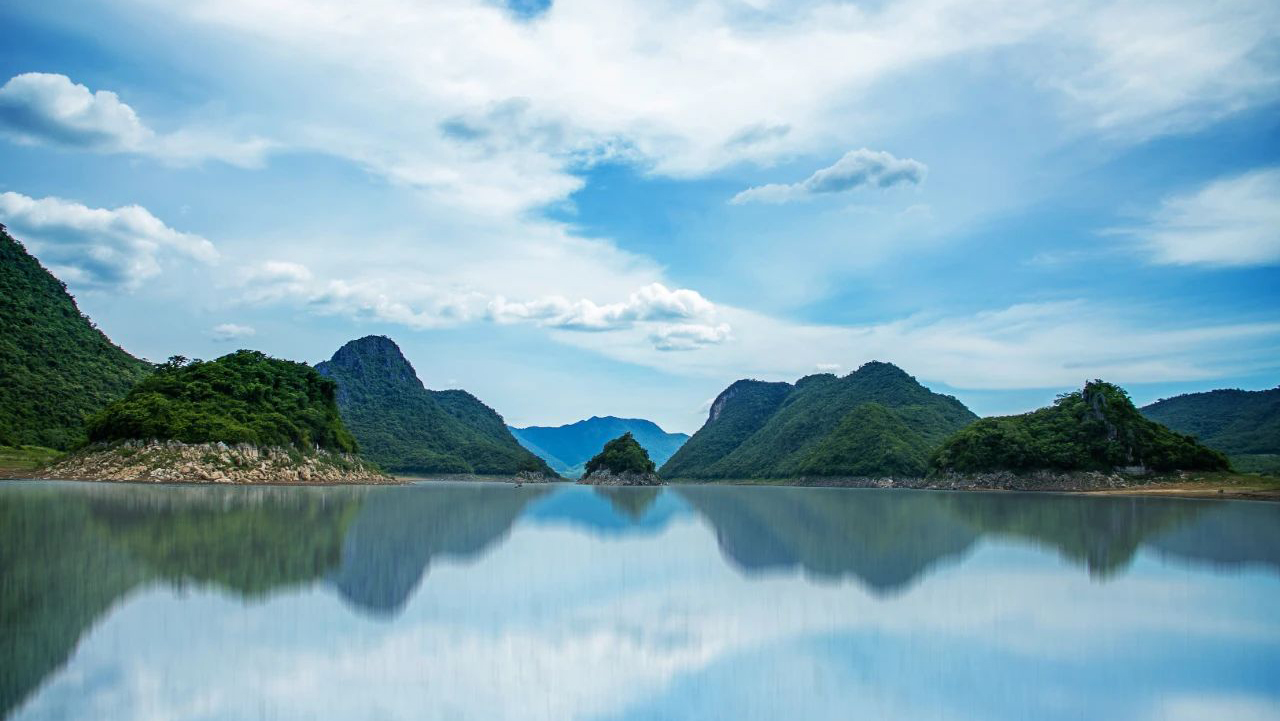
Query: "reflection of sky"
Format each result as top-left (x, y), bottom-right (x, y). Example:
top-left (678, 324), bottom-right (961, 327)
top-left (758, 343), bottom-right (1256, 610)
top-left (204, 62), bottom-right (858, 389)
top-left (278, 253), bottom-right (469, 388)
top-left (13, 487), bottom-right (1280, 721)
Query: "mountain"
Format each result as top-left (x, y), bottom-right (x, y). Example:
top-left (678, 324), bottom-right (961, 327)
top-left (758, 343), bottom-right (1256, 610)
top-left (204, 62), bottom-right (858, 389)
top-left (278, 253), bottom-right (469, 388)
top-left (932, 380), bottom-right (1230, 474)
top-left (660, 361), bottom-right (977, 479)
top-left (315, 336), bottom-right (553, 476)
top-left (0, 224), bottom-right (152, 449)
top-left (584, 432), bottom-right (656, 475)
top-left (86, 350), bottom-right (358, 452)
top-left (509, 416), bottom-right (688, 477)
top-left (1141, 387), bottom-right (1280, 473)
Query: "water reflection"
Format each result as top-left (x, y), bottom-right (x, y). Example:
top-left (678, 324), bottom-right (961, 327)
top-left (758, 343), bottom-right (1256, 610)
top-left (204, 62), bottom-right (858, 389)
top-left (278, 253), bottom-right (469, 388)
top-left (2, 481), bottom-right (1278, 721)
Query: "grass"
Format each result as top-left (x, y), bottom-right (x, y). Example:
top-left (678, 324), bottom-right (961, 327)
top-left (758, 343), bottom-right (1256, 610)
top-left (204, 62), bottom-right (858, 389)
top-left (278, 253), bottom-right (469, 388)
top-left (0, 445), bottom-right (63, 472)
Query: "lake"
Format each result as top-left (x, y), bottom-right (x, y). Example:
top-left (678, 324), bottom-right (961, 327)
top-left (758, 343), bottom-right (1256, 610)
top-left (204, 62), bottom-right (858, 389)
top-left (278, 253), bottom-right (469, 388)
top-left (2, 480), bottom-right (1278, 720)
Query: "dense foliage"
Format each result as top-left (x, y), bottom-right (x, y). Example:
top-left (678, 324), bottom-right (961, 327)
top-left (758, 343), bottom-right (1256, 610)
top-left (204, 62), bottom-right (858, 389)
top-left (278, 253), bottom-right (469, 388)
top-left (0, 226), bottom-right (152, 448)
top-left (931, 380), bottom-right (1230, 474)
top-left (1141, 387), bottom-right (1280, 472)
top-left (584, 432), bottom-right (657, 475)
top-left (86, 351), bottom-right (358, 452)
top-left (510, 416), bottom-right (688, 477)
top-left (661, 362), bottom-right (977, 479)
top-left (315, 336), bottom-right (552, 475)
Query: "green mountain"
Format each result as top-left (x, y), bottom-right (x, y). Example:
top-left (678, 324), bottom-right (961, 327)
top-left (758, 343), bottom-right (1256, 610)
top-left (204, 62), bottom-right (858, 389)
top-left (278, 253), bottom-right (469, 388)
top-left (509, 416), bottom-right (688, 477)
top-left (931, 380), bottom-right (1229, 474)
top-left (86, 350), bottom-right (358, 451)
top-left (0, 224), bottom-right (152, 449)
top-left (660, 361), bottom-right (977, 479)
top-left (584, 432), bottom-right (656, 476)
top-left (1141, 387), bottom-right (1280, 473)
top-left (314, 335), bottom-right (552, 476)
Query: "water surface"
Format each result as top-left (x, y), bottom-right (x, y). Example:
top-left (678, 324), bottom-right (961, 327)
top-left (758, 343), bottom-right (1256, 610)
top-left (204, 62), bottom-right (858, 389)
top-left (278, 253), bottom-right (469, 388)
top-left (2, 481), bottom-right (1278, 720)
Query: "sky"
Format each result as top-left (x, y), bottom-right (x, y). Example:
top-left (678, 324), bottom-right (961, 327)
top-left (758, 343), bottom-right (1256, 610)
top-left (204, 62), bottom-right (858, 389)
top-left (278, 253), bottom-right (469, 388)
top-left (0, 0), bottom-right (1277, 434)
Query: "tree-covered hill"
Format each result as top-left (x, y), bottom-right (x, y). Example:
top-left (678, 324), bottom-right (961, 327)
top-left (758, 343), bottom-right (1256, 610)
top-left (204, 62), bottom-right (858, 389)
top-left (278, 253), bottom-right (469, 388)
top-left (315, 336), bottom-right (553, 476)
top-left (660, 362), bottom-right (976, 479)
top-left (931, 380), bottom-right (1229, 474)
top-left (0, 225), bottom-right (153, 449)
top-left (1141, 387), bottom-right (1280, 472)
top-left (86, 351), bottom-right (358, 451)
top-left (584, 432), bottom-right (656, 476)
top-left (658, 379), bottom-right (794, 478)
top-left (509, 416), bottom-right (688, 477)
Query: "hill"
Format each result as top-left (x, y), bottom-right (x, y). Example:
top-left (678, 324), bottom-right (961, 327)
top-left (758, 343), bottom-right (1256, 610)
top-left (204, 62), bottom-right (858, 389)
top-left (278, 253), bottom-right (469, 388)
top-left (509, 416), bottom-right (688, 477)
top-left (931, 380), bottom-right (1229, 474)
top-left (1141, 387), bottom-right (1280, 473)
top-left (0, 224), bottom-right (152, 449)
top-left (315, 336), bottom-right (553, 476)
top-left (660, 361), bottom-right (977, 479)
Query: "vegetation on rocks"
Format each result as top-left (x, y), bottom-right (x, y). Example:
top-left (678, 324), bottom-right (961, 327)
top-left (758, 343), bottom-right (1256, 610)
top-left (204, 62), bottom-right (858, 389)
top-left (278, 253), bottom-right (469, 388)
top-left (0, 225), bottom-right (152, 449)
top-left (584, 432), bottom-right (657, 476)
top-left (86, 351), bottom-right (358, 452)
top-left (931, 380), bottom-right (1230, 474)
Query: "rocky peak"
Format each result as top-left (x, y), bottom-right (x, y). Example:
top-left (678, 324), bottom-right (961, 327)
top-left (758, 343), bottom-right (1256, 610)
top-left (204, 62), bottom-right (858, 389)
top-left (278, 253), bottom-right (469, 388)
top-left (317, 335), bottom-right (422, 389)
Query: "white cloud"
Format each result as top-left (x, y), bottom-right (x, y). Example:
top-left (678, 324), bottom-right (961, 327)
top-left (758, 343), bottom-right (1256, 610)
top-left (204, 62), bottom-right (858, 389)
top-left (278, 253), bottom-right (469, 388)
top-left (209, 323), bottom-right (256, 341)
top-left (0, 191), bottom-right (218, 290)
top-left (815, 363), bottom-right (842, 372)
top-left (1115, 168), bottom-right (1280, 267)
top-left (0, 72), bottom-right (272, 167)
top-left (649, 323), bottom-right (733, 352)
top-left (240, 260), bottom-right (729, 349)
top-left (731, 148), bottom-right (927, 205)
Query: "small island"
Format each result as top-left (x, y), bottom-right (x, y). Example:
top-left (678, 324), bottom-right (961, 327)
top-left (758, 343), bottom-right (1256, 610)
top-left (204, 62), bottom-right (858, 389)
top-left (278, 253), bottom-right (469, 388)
top-left (577, 432), bottom-right (663, 486)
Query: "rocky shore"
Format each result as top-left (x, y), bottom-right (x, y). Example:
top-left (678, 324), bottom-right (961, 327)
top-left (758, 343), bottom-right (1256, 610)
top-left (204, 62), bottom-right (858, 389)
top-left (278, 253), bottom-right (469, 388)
top-left (35, 440), bottom-right (393, 484)
top-left (578, 469), bottom-right (664, 486)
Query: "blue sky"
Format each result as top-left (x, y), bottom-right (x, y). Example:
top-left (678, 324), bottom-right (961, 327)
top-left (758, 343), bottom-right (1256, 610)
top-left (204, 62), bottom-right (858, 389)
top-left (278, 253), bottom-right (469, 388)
top-left (1, 0), bottom-right (1277, 433)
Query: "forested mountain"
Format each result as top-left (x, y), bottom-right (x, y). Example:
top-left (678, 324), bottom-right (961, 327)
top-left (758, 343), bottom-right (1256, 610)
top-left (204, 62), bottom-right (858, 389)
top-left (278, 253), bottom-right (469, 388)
top-left (1141, 387), bottom-right (1280, 472)
top-left (660, 361), bottom-right (976, 479)
top-left (932, 380), bottom-right (1229, 474)
top-left (87, 350), bottom-right (358, 452)
top-left (583, 432), bottom-right (656, 476)
top-left (315, 336), bottom-right (553, 476)
top-left (509, 416), bottom-right (688, 477)
top-left (0, 225), bottom-right (152, 448)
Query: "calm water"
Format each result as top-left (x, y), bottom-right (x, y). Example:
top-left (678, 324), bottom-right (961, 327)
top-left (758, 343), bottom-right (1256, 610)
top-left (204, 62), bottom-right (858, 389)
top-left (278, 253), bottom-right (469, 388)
top-left (2, 481), bottom-right (1278, 721)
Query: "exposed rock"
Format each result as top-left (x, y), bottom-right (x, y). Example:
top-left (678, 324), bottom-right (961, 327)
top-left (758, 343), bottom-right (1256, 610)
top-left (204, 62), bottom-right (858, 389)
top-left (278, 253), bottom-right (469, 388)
top-left (577, 469), bottom-right (664, 486)
top-left (514, 470), bottom-right (556, 483)
top-left (36, 440), bottom-right (393, 484)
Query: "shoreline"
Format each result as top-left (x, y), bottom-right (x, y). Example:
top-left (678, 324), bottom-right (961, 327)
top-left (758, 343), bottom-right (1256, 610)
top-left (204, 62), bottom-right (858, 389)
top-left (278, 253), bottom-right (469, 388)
top-left (4, 470), bottom-right (1276, 501)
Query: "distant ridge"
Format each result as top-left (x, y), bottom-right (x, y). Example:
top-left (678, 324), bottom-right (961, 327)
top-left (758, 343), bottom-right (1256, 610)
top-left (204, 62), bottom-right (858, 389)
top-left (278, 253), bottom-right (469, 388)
top-left (661, 361), bottom-right (976, 479)
top-left (509, 416), bottom-right (688, 478)
top-left (1141, 387), bottom-right (1280, 473)
top-left (316, 336), bottom-right (553, 476)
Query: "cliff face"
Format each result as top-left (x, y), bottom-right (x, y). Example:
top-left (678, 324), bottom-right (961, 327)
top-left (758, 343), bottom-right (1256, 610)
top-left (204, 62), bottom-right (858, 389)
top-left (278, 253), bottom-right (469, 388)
top-left (39, 441), bottom-right (391, 484)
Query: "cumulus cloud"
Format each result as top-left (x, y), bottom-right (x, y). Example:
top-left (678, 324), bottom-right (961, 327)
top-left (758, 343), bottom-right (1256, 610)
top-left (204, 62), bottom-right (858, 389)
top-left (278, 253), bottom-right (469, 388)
top-left (0, 191), bottom-right (218, 290)
top-left (239, 263), bottom-right (729, 349)
top-left (489, 283), bottom-right (718, 331)
top-left (649, 323), bottom-right (733, 351)
top-left (731, 149), bottom-right (927, 205)
top-left (0, 73), bottom-right (271, 166)
top-left (209, 323), bottom-right (256, 341)
top-left (1114, 167), bottom-right (1280, 267)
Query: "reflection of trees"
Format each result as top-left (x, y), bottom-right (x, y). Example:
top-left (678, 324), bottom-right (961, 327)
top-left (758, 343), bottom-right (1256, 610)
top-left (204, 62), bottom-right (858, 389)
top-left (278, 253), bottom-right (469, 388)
top-left (677, 486), bottom-right (979, 594)
top-left (592, 487), bottom-right (661, 520)
top-left (1148, 501), bottom-right (1280, 573)
top-left (0, 484), bottom-right (364, 719)
top-left (330, 484), bottom-right (550, 616)
top-left (940, 493), bottom-right (1203, 577)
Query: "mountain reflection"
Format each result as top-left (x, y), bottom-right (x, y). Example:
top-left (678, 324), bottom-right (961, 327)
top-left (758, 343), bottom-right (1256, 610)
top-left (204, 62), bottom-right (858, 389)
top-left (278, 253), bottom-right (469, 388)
top-left (677, 486), bottom-right (979, 593)
top-left (3, 481), bottom-right (1279, 721)
top-left (329, 483), bottom-right (549, 616)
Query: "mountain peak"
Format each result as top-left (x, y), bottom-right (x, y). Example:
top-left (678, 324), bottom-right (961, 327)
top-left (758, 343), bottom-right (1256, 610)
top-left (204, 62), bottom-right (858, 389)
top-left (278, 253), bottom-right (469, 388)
top-left (319, 335), bottom-right (421, 389)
